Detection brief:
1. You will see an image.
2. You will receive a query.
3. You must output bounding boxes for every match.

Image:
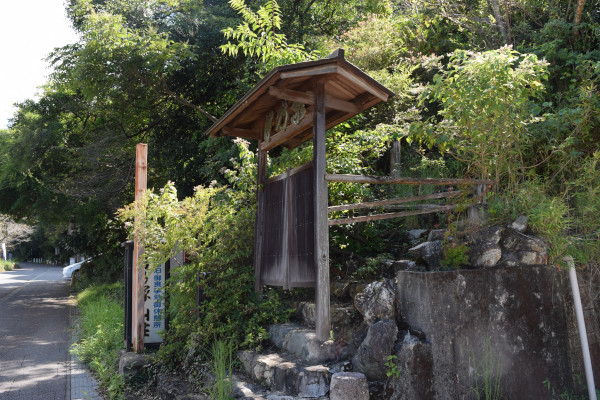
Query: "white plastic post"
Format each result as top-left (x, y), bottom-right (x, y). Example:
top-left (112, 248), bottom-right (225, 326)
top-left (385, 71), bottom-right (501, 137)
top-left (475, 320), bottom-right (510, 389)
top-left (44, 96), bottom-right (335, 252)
top-left (565, 256), bottom-right (597, 400)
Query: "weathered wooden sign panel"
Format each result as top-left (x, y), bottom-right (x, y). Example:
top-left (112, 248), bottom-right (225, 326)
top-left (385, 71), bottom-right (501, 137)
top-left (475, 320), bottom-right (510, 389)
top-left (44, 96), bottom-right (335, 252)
top-left (260, 163), bottom-right (315, 289)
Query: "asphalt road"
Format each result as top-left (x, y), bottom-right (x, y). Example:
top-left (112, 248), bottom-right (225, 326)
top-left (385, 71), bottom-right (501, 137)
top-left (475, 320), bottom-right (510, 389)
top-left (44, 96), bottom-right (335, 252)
top-left (0, 263), bottom-right (70, 400)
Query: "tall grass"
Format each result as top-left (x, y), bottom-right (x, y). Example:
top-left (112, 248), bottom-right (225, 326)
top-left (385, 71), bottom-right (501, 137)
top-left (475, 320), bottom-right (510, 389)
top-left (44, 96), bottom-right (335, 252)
top-left (71, 282), bottom-right (125, 399)
top-left (209, 340), bottom-right (234, 400)
top-left (0, 259), bottom-right (18, 271)
top-left (472, 338), bottom-right (503, 400)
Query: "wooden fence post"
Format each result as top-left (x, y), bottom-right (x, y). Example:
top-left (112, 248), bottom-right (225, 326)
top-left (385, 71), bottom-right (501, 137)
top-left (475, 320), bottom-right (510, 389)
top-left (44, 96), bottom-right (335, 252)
top-left (254, 145), bottom-right (268, 296)
top-left (313, 81), bottom-right (331, 341)
top-left (132, 143), bottom-right (147, 353)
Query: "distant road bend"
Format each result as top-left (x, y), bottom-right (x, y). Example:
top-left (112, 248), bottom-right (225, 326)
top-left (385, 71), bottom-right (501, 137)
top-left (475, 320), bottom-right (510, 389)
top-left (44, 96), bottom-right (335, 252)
top-left (0, 263), bottom-right (70, 400)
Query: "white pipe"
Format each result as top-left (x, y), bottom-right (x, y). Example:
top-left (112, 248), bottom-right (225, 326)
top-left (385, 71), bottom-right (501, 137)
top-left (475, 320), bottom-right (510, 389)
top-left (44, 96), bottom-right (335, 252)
top-left (565, 255), bottom-right (597, 400)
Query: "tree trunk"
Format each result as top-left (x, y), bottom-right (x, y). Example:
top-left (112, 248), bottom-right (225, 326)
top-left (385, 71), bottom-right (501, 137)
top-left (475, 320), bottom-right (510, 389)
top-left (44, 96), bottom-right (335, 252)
top-left (390, 139), bottom-right (402, 177)
top-left (573, 0), bottom-right (587, 38)
top-left (488, 0), bottom-right (509, 43)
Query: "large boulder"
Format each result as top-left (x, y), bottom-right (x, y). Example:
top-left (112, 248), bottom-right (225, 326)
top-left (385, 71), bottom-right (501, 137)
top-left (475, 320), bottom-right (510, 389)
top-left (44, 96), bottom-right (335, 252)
top-left (468, 226), bottom-right (502, 268)
top-left (500, 229), bottom-right (548, 266)
top-left (427, 229), bottom-right (447, 242)
top-left (509, 216), bottom-right (528, 232)
top-left (408, 241), bottom-right (443, 270)
top-left (407, 229), bottom-right (428, 243)
top-left (118, 351), bottom-right (151, 378)
top-left (392, 260), bottom-right (418, 273)
top-left (354, 280), bottom-right (395, 325)
top-left (386, 333), bottom-right (434, 400)
top-left (352, 319), bottom-right (398, 381)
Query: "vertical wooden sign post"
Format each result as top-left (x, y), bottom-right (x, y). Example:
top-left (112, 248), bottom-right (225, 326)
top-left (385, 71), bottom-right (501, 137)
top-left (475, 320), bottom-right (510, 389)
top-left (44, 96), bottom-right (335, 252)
top-left (132, 143), bottom-right (148, 353)
top-left (254, 145), bottom-right (268, 295)
top-left (313, 81), bottom-right (331, 341)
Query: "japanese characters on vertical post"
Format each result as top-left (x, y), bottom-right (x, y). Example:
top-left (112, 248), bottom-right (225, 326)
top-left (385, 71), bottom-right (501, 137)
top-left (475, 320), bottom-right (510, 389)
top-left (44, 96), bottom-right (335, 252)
top-left (143, 262), bottom-right (166, 344)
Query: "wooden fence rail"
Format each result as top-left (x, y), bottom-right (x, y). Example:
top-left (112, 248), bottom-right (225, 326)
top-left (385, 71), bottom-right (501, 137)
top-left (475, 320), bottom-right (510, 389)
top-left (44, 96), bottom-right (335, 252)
top-left (326, 174), bottom-right (493, 226)
top-left (325, 173), bottom-right (493, 186)
top-left (327, 190), bottom-right (464, 213)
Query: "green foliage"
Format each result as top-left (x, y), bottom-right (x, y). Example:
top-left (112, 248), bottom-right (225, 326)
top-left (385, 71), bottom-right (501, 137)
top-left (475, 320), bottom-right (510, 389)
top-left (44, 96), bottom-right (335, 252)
top-left (508, 179), bottom-right (570, 263)
top-left (543, 374), bottom-right (597, 400)
top-left (0, 260), bottom-right (18, 271)
top-left (74, 254), bottom-right (124, 288)
top-left (567, 152), bottom-right (600, 263)
top-left (528, 197), bottom-right (570, 262)
top-left (441, 242), bottom-right (469, 270)
top-left (338, 14), bottom-right (420, 71)
top-left (209, 340), bottom-right (234, 400)
top-left (411, 46), bottom-right (549, 189)
top-left (221, 0), bottom-right (313, 72)
top-left (354, 254), bottom-right (392, 279)
top-left (385, 354), bottom-right (401, 379)
top-left (72, 282), bottom-right (125, 399)
top-left (471, 338), bottom-right (503, 400)
top-left (197, 266), bottom-right (291, 349)
top-left (120, 141), bottom-right (291, 366)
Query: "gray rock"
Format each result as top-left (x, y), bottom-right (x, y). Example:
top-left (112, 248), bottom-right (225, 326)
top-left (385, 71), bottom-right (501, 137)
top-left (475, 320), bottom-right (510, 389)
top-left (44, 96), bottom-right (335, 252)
top-left (232, 373), bottom-right (268, 399)
top-left (352, 319), bottom-right (398, 381)
top-left (240, 351), bottom-right (330, 398)
top-left (354, 280), bottom-right (395, 325)
top-left (348, 283), bottom-right (368, 301)
top-left (407, 229), bottom-right (428, 241)
top-left (469, 226), bottom-right (503, 268)
top-left (118, 352), bottom-right (150, 378)
top-left (176, 395), bottom-right (209, 400)
top-left (296, 302), bottom-right (359, 331)
top-left (471, 245), bottom-right (502, 268)
top-left (386, 333), bottom-right (434, 400)
top-left (269, 323), bottom-right (299, 349)
top-left (284, 330), bottom-right (338, 363)
top-left (509, 215), bottom-right (528, 232)
top-left (266, 395), bottom-right (293, 400)
top-left (330, 372), bottom-right (369, 400)
top-left (392, 260), bottom-right (417, 273)
top-left (427, 229), bottom-right (447, 242)
top-left (500, 229), bottom-right (548, 265)
top-left (408, 241), bottom-right (443, 270)
top-left (469, 225), bottom-right (502, 245)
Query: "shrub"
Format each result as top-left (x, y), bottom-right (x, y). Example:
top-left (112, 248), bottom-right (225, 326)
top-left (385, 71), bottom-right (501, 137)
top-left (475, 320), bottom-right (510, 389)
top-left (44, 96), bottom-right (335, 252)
top-left (71, 282), bottom-right (125, 399)
top-left (0, 259), bottom-right (18, 271)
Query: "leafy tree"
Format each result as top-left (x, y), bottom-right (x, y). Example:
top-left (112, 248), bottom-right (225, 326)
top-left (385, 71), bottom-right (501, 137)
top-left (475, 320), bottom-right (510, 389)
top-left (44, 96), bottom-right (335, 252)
top-left (220, 0), bottom-right (313, 73)
top-left (411, 46), bottom-right (549, 188)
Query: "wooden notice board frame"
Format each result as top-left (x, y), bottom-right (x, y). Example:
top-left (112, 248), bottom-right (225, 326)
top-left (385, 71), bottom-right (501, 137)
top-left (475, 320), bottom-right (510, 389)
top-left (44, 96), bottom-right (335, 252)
top-left (205, 49), bottom-right (394, 341)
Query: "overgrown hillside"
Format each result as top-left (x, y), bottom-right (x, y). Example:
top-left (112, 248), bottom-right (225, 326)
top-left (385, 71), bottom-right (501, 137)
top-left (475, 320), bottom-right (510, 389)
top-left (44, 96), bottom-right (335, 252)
top-left (0, 0), bottom-right (599, 396)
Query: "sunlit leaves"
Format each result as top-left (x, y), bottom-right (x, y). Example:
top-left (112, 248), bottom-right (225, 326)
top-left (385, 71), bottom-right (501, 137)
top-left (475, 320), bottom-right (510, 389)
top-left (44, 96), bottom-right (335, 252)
top-left (412, 46), bottom-right (549, 187)
top-left (220, 0), bottom-right (312, 73)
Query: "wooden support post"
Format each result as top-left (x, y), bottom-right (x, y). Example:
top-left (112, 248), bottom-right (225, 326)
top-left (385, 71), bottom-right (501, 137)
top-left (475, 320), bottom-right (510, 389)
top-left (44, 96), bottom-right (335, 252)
top-left (254, 144), bottom-right (268, 296)
top-left (313, 81), bottom-right (331, 342)
top-left (132, 143), bottom-right (147, 353)
top-left (390, 139), bottom-right (401, 177)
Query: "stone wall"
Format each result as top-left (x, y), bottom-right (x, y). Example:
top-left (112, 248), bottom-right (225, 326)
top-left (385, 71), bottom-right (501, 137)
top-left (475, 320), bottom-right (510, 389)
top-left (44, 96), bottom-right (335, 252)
top-left (393, 266), bottom-right (583, 399)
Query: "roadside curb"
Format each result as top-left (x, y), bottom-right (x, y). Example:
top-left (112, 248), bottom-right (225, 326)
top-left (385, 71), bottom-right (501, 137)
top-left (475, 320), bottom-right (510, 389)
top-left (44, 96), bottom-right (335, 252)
top-left (69, 293), bottom-right (103, 400)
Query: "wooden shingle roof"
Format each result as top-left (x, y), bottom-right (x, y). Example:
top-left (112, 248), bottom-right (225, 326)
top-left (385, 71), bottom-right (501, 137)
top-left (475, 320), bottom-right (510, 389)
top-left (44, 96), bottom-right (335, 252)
top-left (205, 49), bottom-right (394, 151)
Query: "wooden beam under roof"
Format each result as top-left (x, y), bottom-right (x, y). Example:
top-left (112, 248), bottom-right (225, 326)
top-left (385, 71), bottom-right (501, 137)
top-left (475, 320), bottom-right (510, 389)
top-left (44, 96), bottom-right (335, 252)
top-left (221, 126), bottom-right (258, 139)
top-left (260, 111), bottom-right (314, 151)
top-left (267, 86), bottom-right (361, 113)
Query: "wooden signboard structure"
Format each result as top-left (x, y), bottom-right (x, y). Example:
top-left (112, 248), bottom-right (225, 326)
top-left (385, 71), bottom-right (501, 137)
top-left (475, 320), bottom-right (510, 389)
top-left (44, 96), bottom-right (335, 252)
top-left (206, 49), bottom-right (394, 341)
